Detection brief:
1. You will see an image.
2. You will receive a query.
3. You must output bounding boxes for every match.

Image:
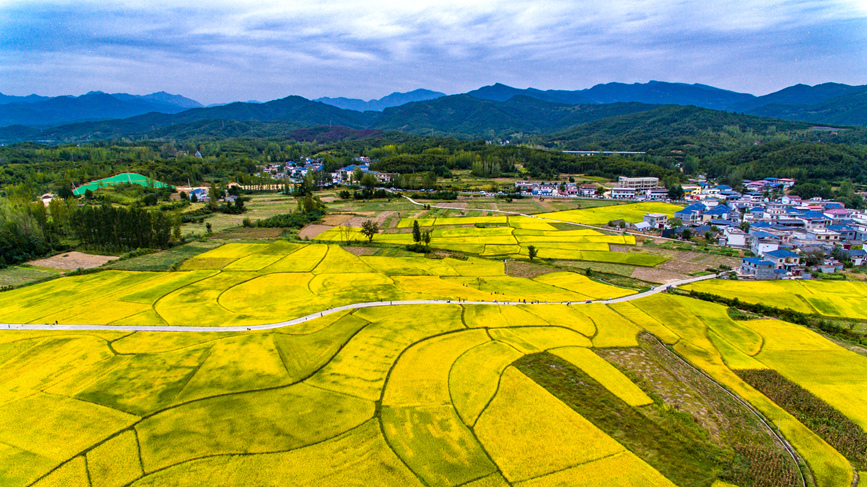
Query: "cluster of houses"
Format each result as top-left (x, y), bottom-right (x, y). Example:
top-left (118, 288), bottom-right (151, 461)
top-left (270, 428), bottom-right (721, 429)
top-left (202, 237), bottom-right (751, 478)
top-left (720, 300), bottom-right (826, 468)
top-left (258, 157), bottom-right (393, 186)
top-left (258, 158), bottom-right (325, 182)
top-left (514, 180), bottom-right (601, 197)
top-left (634, 195), bottom-right (866, 280)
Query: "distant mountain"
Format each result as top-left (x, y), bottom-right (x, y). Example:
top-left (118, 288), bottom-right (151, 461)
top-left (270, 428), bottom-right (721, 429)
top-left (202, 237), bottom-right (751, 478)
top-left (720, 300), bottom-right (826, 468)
top-left (467, 81), bottom-right (755, 110)
top-left (316, 89), bottom-right (446, 111)
top-left (0, 93), bottom-right (50, 105)
top-left (732, 83), bottom-right (867, 112)
top-left (744, 91), bottom-right (867, 126)
top-left (370, 94), bottom-right (657, 138)
top-left (111, 91), bottom-right (203, 109)
top-left (0, 91), bottom-right (203, 127)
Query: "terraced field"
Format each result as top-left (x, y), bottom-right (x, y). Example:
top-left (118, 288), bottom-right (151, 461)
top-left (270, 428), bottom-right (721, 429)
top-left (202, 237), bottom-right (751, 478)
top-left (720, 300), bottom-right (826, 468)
top-left (1, 241), bottom-right (865, 487)
top-left (317, 207), bottom-right (668, 266)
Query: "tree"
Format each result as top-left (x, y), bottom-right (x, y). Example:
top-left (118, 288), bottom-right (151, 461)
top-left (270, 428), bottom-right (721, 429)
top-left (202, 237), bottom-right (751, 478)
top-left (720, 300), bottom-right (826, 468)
top-left (668, 185), bottom-right (684, 200)
top-left (360, 173), bottom-right (377, 191)
top-left (668, 218), bottom-right (683, 228)
top-left (412, 220), bottom-right (421, 243)
top-left (831, 246), bottom-right (850, 263)
top-left (352, 167), bottom-right (364, 184)
top-left (740, 221), bottom-right (750, 232)
top-left (84, 189), bottom-right (94, 200)
top-left (596, 186), bottom-right (606, 197)
top-left (360, 219), bottom-right (379, 243)
top-left (804, 250), bottom-right (824, 266)
top-left (422, 230), bottom-right (432, 246)
top-left (190, 192), bottom-right (198, 203)
top-left (57, 185), bottom-right (74, 199)
top-left (527, 245), bottom-right (538, 261)
top-left (682, 228), bottom-right (692, 240)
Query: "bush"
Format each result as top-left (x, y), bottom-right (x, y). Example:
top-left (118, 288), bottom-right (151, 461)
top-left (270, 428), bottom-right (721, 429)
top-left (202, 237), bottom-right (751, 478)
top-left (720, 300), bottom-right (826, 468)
top-left (405, 243), bottom-right (433, 254)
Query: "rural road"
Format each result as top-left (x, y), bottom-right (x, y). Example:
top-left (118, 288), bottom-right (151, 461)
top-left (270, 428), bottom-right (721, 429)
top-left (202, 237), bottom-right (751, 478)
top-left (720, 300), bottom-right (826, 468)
top-left (0, 273), bottom-right (721, 333)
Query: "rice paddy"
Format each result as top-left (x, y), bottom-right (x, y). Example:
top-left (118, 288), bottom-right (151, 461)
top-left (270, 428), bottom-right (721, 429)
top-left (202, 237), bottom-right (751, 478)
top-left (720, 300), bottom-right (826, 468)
top-left (0, 231), bottom-right (865, 486)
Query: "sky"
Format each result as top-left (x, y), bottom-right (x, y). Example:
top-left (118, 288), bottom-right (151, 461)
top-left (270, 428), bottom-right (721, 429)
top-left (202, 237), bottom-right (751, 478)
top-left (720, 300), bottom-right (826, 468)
top-left (1, 0), bottom-right (866, 105)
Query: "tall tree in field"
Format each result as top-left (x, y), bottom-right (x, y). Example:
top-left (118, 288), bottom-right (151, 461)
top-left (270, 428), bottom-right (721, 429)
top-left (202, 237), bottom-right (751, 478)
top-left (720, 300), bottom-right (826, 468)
top-left (422, 230), bottom-right (432, 246)
top-left (360, 219), bottom-right (379, 243)
top-left (527, 245), bottom-right (538, 261)
top-left (412, 220), bottom-right (421, 243)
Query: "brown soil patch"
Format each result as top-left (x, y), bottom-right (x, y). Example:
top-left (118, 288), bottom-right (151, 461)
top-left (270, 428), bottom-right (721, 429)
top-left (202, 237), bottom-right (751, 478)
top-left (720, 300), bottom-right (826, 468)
top-left (322, 214), bottom-right (353, 225)
top-left (297, 224), bottom-right (333, 239)
top-left (630, 267), bottom-right (688, 284)
top-left (29, 251), bottom-right (118, 270)
top-left (343, 246), bottom-right (378, 256)
top-left (319, 196), bottom-right (337, 203)
top-left (610, 245), bottom-right (739, 274)
top-left (433, 202), bottom-right (467, 209)
top-left (344, 210), bottom-right (394, 228)
top-left (505, 260), bottom-right (556, 278)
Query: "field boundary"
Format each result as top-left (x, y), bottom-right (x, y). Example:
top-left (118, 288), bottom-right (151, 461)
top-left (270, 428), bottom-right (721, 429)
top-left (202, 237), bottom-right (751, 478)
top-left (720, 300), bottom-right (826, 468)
top-left (0, 274), bottom-right (720, 333)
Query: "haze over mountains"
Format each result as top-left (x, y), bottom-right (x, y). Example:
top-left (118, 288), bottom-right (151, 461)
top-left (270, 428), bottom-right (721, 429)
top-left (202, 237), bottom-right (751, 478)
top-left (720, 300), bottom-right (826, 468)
top-left (1, 81), bottom-right (866, 145)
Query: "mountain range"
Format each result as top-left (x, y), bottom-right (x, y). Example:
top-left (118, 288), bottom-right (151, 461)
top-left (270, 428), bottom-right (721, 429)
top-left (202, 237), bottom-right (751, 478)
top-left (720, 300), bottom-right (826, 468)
top-left (1, 82), bottom-right (866, 145)
top-left (314, 89), bottom-right (445, 112)
top-left (0, 91), bottom-right (203, 127)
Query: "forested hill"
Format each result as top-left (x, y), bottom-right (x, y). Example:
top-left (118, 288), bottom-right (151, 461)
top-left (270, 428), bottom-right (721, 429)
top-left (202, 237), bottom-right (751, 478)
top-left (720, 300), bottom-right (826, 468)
top-left (530, 105), bottom-right (867, 158)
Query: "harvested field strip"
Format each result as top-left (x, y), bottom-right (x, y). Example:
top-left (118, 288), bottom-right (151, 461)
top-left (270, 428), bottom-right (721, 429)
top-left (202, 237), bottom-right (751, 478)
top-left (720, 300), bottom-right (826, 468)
top-left (737, 369), bottom-right (867, 470)
top-left (517, 350), bottom-right (801, 487)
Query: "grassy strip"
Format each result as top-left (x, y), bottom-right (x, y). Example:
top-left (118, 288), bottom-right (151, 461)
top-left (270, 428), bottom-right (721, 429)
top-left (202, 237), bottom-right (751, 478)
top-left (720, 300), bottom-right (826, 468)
top-left (514, 352), bottom-right (740, 487)
top-left (737, 369), bottom-right (867, 470)
top-left (105, 241), bottom-right (222, 272)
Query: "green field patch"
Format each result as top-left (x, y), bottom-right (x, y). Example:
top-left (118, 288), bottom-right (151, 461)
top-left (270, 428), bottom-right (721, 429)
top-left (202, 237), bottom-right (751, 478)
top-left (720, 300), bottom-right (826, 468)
top-left (450, 340), bottom-right (525, 427)
top-left (475, 367), bottom-right (625, 482)
top-left (272, 314), bottom-right (369, 381)
top-left (129, 419), bottom-right (420, 487)
top-left (579, 251), bottom-right (667, 266)
top-left (383, 330), bottom-right (489, 407)
top-left (175, 334), bottom-right (289, 402)
top-left (136, 382), bottom-right (375, 472)
top-left (708, 331), bottom-right (767, 370)
top-left (86, 430), bottom-right (144, 487)
top-left (0, 442), bottom-right (56, 487)
top-left (381, 405), bottom-right (498, 486)
top-left (76, 344), bottom-right (210, 415)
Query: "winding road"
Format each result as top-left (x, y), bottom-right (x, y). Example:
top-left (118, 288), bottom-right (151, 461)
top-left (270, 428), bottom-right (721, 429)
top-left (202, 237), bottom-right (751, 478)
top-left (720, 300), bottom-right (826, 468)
top-left (0, 273), bottom-right (721, 333)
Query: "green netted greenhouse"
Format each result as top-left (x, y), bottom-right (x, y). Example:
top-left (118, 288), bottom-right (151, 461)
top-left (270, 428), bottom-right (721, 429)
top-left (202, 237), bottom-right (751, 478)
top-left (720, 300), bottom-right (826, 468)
top-left (72, 173), bottom-right (173, 196)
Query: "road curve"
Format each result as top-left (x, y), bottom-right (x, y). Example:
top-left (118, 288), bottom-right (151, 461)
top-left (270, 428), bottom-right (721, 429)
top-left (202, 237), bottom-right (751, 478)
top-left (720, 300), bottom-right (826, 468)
top-left (0, 273), bottom-right (720, 333)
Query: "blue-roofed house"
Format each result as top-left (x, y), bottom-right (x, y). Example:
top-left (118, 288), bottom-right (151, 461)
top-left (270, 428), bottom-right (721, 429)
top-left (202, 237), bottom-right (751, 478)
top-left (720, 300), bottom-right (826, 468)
top-left (702, 205), bottom-right (732, 223)
top-left (741, 257), bottom-right (777, 280)
top-left (675, 203), bottom-right (706, 224)
top-left (763, 249), bottom-right (801, 271)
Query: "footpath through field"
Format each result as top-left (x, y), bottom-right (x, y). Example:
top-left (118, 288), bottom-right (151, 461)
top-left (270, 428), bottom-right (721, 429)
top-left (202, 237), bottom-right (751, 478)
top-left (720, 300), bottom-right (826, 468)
top-left (0, 273), bottom-right (720, 333)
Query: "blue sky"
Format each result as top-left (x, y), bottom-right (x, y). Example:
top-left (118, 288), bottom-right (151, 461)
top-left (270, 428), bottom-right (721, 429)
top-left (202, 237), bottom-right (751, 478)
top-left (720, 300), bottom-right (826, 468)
top-left (1, 0), bottom-right (865, 105)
